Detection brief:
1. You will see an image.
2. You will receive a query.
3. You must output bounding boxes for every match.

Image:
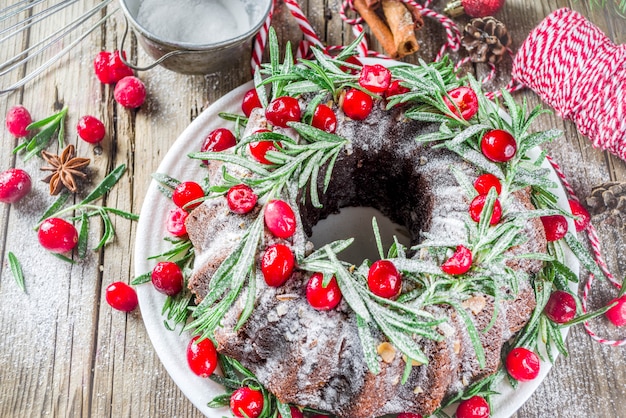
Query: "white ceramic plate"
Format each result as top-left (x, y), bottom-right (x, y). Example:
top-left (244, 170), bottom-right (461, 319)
top-left (134, 63), bottom-right (579, 418)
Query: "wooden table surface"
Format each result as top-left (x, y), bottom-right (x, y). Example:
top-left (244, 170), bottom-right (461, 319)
top-left (1, 0), bottom-right (625, 417)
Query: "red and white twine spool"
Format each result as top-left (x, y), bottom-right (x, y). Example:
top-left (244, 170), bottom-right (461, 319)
top-left (513, 8), bottom-right (626, 161)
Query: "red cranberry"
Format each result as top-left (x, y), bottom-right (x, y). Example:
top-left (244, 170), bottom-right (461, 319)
top-left (151, 261), bottom-right (184, 296)
top-left (201, 128), bottom-right (236, 164)
top-left (261, 244), bottom-right (295, 287)
top-left (265, 96), bottom-right (301, 128)
top-left (311, 104), bottom-right (337, 133)
top-left (264, 199), bottom-right (296, 238)
top-left (5, 105), bottom-right (32, 137)
top-left (105, 282), bottom-right (138, 312)
top-left (385, 80), bottom-right (410, 99)
top-left (456, 395), bottom-right (490, 418)
top-left (397, 414), bottom-right (423, 418)
top-left (172, 181), bottom-right (205, 211)
top-left (543, 290), bottom-right (577, 323)
top-left (114, 76), bottom-right (146, 108)
top-left (606, 295), bottom-right (626, 327)
top-left (480, 129), bottom-right (517, 162)
top-left (249, 140), bottom-right (281, 165)
top-left (358, 64), bottom-right (391, 94)
top-left (568, 199), bottom-right (591, 232)
top-left (342, 88), bottom-right (373, 120)
top-left (278, 406), bottom-right (304, 418)
top-left (166, 207), bottom-right (189, 237)
top-left (441, 245), bottom-right (473, 275)
top-left (443, 87), bottom-right (479, 120)
top-left (227, 184), bottom-right (258, 214)
top-left (242, 88), bottom-right (262, 117)
top-left (0, 168), bottom-right (32, 204)
top-left (473, 173), bottom-right (502, 195)
top-left (93, 50), bottom-right (133, 84)
top-left (187, 335), bottom-right (218, 377)
top-left (76, 115), bottom-right (106, 144)
top-left (367, 260), bottom-right (402, 299)
top-left (339, 55), bottom-right (362, 74)
top-left (469, 194), bottom-right (502, 225)
top-left (306, 272), bottom-right (342, 310)
top-left (230, 387), bottom-right (264, 418)
top-left (506, 347), bottom-right (540, 381)
top-left (540, 215), bottom-right (568, 242)
top-left (38, 218), bottom-right (78, 253)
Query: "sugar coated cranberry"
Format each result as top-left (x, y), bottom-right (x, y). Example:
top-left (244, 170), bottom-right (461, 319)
top-left (230, 387), bottom-right (264, 418)
top-left (469, 194), bottom-right (502, 225)
top-left (606, 295), bottom-right (626, 327)
top-left (187, 335), bottom-right (218, 377)
top-left (38, 218), bottom-right (78, 253)
top-left (312, 104), bottom-right (337, 133)
top-left (201, 128), bottom-right (236, 159)
top-left (278, 406), bottom-right (304, 418)
top-left (0, 168), bottom-right (32, 204)
top-left (242, 88), bottom-right (262, 117)
top-left (397, 414), bottom-right (423, 418)
top-left (227, 184), bottom-right (258, 214)
top-left (261, 244), bottom-right (295, 287)
top-left (264, 199), bottom-right (296, 238)
top-left (249, 140), bottom-right (281, 165)
top-left (5, 105), bottom-right (32, 137)
top-left (265, 96), bottom-right (301, 128)
top-left (456, 396), bottom-right (490, 418)
top-left (441, 245), bottom-right (473, 275)
top-left (342, 88), bottom-right (373, 120)
top-left (443, 86), bottom-right (479, 120)
top-left (307, 272), bottom-right (342, 310)
top-left (568, 199), bottom-right (591, 232)
top-left (114, 76), bottom-right (146, 108)
top-left (93, 50), bottom-right (133, 84)
top-left (481, 129), bottom-right (517, 162)
top-left (151, 261), bottom-right (184, 296)
top-left (167, 207), bottom-right (189, 237)
top-left (105, 282), bottom-right (138, 312)
top-left (540, 214), bottom-right (568, 242)
top-left (339, 55), bottom-right (363, 74)
top-left (473, 173), bottom-right (502, 195)
top-left (367, 260), bottom-right (402, 299)
top-left (76, 115), bottom-right (106, 144)
top-left (359, 64), bottom-right (391, 94)
top-left (385, 80), bottom-right (410, 99)
top-left (172, 181), bottom-right (205, 211)
top-left (543, 290), bottom-right (577, 324)
top-left (506, 347), bottom-right (540, 381)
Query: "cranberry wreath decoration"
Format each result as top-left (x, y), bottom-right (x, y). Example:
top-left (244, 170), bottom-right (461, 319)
top-left (137, 29), bottom-right (609, 418)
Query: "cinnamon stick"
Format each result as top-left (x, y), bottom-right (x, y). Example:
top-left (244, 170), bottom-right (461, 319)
top-left (354, 0), bottom-right (398, 58)
top-left (382, 0), bottom-right (419, 58)
top-left (365, 0), bottom-right (380, 8)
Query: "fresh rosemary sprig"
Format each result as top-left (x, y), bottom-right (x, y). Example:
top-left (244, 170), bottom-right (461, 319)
top-left (37, 164), bottom-right (139, 257)
top-left (13, 107), bottom-right (68, 161)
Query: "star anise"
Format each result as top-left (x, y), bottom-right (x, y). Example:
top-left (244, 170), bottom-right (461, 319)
top-left (40, 144), bottom-right (90, 195)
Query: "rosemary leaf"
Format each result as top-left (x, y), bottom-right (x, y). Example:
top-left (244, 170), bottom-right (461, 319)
top-left (324, 246), bottom-right (371, 321)
top-left (8, 252), bottom-right (26, 293)
top-left (356, 315), bottom-right (381, 374)
top-left (131, 271), bottom-right (151, 285)
top-left (39, 190), bottom-right (71, 222)
top-left (77, 213), bottom-right (89, 259)
top-left (81, 164), bottom-right (126, 205)
top-left (564, 233), bottom-right (606, 281)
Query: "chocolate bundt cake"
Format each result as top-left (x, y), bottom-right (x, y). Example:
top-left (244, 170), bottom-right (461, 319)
top-left (184, 55), bottom-right (550, 417)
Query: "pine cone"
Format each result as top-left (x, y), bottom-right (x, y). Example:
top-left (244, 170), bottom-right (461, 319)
top-left (462, 17), bottom-right (511, 64)
top-left (586, 182), bottom-right (626, 215)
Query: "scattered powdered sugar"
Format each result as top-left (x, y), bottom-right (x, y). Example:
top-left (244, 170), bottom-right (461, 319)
top-left (136, 0), bottom-right (249, 44)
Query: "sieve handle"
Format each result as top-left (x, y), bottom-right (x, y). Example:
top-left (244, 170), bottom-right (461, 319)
top-left (118, 15), bottom-right (188, 72)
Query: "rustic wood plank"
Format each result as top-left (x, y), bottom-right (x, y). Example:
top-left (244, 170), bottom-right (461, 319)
top-left (1, 1), bottom-right (625, 417)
